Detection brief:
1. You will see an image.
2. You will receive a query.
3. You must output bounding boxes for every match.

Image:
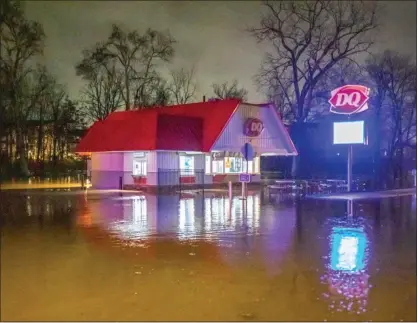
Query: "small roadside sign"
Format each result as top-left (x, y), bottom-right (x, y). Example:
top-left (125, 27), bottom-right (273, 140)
top-left (239, 173), bottom-right (251, 183)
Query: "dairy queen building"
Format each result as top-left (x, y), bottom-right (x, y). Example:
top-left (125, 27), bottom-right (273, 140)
top-left (75, 99), bottom-right (297, 190)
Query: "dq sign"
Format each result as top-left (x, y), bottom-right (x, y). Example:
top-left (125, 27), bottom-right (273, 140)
top-left (244, 118), bottom-right (264, 137)
top-left (329, 85), bottom-right (370, 115)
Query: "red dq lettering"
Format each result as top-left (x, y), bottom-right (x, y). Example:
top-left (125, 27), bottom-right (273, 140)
top-left (329, 85), bottom-right (370, 115)
top-left (244, 118), bottom-right (264, 137)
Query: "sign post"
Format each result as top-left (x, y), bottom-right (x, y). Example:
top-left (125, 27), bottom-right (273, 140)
top-left (240, 143), bottom-right (254, 200)
top-left (329, 85), bottom-right (370, 197)
top-left (347, 144), bottom-right (352, 193)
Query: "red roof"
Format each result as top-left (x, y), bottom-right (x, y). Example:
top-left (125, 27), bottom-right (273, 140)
top-left (75, 99), bottom-right (240, 153)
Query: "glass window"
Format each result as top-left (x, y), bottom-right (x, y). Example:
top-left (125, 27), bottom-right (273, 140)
top-left (205, 155), bottom-right (211, 174)
top-left (133, 159), bottom-right (147, 176)
top-left (254, 156), bottom-right (260, 173)
top-left (225, 157), bottom-right (244, 174)
top-left (247, 160), bottom-right (253, 173)
top-left (180, 155), bottom-right (194, 175)
top-left (247, 157), bottom-right (260, 174)
top-left (212, 159), bottom-right (224, 174)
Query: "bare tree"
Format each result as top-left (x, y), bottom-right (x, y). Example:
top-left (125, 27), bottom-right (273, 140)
top-left (212, 79), bottom-right (248, 101)
top-left (169, 67), bottom-right (197, 104)
top-left (153, 79), bottom-right (172, 107)
top-left (249, 0), bottom-right (380, 177)
top-left (1, 0), bottom-right (47, 175)
top-left (367, 51), bottom-right (417, 186)
top-left (76, 25), bottom-right (176, 110)
top-left (81, 63), bottom-right (123, 122)
top-left (132, 28), bottom-right (176, 107)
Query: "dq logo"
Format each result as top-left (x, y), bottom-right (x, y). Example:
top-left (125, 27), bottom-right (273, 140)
top-left (329, 85), bottom-right (370, 115)
top-left (244, 118), bottom-right (264, 137)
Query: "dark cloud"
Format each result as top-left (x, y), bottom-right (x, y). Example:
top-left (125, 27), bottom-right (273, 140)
top-left (24, 1), bottom-right (416, 102)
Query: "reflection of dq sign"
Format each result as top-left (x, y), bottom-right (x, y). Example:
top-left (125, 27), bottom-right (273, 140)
top-left (329, 85), bottom-right (370, 115)
top-left (244, 118), bottom-right (264, 137)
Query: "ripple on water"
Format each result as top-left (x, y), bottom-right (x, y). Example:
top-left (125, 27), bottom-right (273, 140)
top-left (0, 191), bottom-right (416, 321)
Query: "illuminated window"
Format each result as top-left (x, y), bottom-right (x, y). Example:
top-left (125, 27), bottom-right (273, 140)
top-left (180, 155), bottom-right (194, 175)
top-left (133, 160), bottom-right (147, 176)
top-left (205, 155), bottom-right (211, 174)
top-left (254, 157), bottom-right (260, 173)
top-left (225, 157), bottom-right (243, 174)
top-left (247, 157), bottom-right (260, 174)
top-left (212, 159), bottom-right (224, 174)
top-left (248, 160), bottom-right (253, 173)
top-left (133, 152), bottom-right (147, 176)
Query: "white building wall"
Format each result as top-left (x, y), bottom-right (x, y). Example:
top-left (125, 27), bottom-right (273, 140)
top-left (155, 151), bottom-right (210, 185)
top-left (193, 154), bottom-right (205, 171)
top-left (147, 152), bottom-right (158, 185)
top-left (193, 153), bottom-right (212, 184)
top-left (156, 151), bottom-right (179, 186)
top-left (90, 152), bottom-right (124, 189)
top-left (212, 103), bottom-right (294, 155)
top-left (157, 151), bottom-right (179, 170)
top-left (123, 152), bottom-right (134, 186)
top-left (91, 152), bottom-right (123, 170)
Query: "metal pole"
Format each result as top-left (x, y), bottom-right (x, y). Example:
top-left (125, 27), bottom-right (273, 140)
top-left (347, 200), bottom-right (353, 217)
top-left (347, 144), bottom-right (352, 192)
top-left (228, 181), bottom-right (232, 200)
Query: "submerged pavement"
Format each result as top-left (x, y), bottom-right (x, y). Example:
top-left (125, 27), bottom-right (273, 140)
top-left (1, 189), bottom-right (416, 321)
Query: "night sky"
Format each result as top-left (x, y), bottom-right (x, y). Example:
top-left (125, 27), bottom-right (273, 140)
top-left (25, 1), bottom-right (417, 103)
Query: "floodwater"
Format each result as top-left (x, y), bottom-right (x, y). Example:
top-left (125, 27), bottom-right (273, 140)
top-left (1, 189), bottom-right (416, 321)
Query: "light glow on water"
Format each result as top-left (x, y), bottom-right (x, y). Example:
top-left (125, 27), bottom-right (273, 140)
top-left (330, 227), bottom-right (366, 272)
top-left (2, 190), bottom-right (415, 321)
top-left (323, 225), bottom-right (370, 315)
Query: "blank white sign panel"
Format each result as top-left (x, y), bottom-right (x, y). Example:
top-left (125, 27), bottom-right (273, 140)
top-left (333, 121), bottom-right (365, 145)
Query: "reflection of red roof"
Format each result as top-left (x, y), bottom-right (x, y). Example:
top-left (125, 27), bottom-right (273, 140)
top-left (76, 100), bottom-right (239, 153)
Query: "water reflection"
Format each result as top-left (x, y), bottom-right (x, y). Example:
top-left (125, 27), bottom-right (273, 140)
top-left (83, 193), bottom-right (295, 273)
top-left (179, 198), bottom-right (195, 239)
top-left (104, 195), bottom-right (265, 241)
top-left (1, 190), bottom-right (416, 321)
top-left (323, 224), bottom-right (370, 314)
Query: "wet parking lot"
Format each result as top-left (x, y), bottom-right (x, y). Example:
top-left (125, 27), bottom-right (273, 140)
top-left (0, 189), bottom-right (416, 321)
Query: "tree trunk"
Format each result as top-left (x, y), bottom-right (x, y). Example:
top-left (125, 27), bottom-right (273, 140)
top-left (125, 71), bottom-right (130, 110)
top-left (52, 136), bottom-right (58, 166)
top-left (9, 130), bottom-right (14, 162)
top-left (5, 130), bottom-right (10, 161)
top-left (36, 106), bottom-right (44, 162)
top-left (16, 126), bottom-right (30, 177)
top-left (399, 147), bottom-right (404, 188)
top-left (373, 111), bottom-right (382, 190)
